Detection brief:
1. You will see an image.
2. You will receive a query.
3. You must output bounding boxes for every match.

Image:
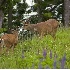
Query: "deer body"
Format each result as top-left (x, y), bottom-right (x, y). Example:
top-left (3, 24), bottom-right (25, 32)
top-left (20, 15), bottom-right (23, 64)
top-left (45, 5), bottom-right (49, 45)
top-left (23, 19), bottom-right (59, 38)
top-left (0, 30), bottom-right (18, 53)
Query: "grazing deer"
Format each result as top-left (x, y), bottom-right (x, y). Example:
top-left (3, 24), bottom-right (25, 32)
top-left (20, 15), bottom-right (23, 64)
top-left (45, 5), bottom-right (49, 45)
top-left (23, 20), bottom-right (37, 34)
top-left (0, 29), bottom-right (18, 53)
top-left (23, 19), bottom-right (59, 39)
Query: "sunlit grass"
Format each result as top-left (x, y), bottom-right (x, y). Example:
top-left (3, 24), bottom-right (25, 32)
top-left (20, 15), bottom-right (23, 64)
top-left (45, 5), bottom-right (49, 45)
top-left (0, 27), bottom-right (70, 69)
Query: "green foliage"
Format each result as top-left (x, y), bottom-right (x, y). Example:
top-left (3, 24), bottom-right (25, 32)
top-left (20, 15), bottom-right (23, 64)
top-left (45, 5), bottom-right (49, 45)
top-left (2, 0), bottom-right (64, 28)
top-left (13, 0), bottom-right (21, 5)
top-left (17, 2), bottom-right (28, 14)
top-left (12, 2), bottom-right (28, 27)
top-left (0, 28), bottom-right (7, 33)
top-left (33, 0), bottom-right (63, 22)
top-left (2, 0), bottom-right (28, 28)
top-left (29, 15), bottom-right (39, 24)
top-left (43, 12), bottom-right (52, 19)
top-left (0, 28), bottom-right (70, 69)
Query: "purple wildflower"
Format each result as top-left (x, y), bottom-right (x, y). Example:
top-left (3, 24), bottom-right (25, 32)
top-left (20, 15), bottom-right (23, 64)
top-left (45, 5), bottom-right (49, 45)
top-left (37, 49), bottom-right (40, 55)
top-left (50, 50), bottom-right (52, 59)
top-left (22, 49), bottom-right (24, 58)
top-left (31, 63), bottom-right (34, 69)
top-left (53, 59), bottom-right (56, 69)
top-left (53, 52), bottom-right (57, 69)
top-left (54, 52), bottom-right (58, 58)
top-left (46, 66), bottom-right (50, 69)
top-left (38, 63), bottom-right (42, 69)
top-left (60, 53), bottom-right (66, 69)
top-left (43, 48), bottom-right (47, 58)
top-left (40, 58), bottom-right (43, 62)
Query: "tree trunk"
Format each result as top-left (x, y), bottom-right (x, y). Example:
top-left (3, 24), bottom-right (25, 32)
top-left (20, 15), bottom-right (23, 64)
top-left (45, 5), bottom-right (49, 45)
top-left (35, 0), bottom-right (43, 22)
top-left (64, 0), bottom-right (70, 27)
top-left (0, 0), bottom-right (8, 29)
top-left (0, 10), bottom-right (4, 28)
top-left (8, 4), bottom-right (13, 33)
top-left (0, 0), bottom-right (6, 28)
top-left (62, 0), bottom-right (64, 27)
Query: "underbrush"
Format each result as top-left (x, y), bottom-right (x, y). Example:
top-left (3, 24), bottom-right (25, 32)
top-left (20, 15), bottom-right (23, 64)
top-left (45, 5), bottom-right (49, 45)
top-left (0, 27), bottom-right (70, 69)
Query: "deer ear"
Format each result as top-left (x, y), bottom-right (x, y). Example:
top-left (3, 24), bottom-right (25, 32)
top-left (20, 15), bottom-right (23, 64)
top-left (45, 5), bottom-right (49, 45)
top-left (25, 21), bottom-right (30, 25)
top-left (28, 21), bottom-right (30, 24)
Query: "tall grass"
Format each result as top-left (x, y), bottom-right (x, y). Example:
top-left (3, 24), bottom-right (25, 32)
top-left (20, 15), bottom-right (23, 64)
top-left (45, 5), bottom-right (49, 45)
top-left (0, 27), bottom-right (70, 69)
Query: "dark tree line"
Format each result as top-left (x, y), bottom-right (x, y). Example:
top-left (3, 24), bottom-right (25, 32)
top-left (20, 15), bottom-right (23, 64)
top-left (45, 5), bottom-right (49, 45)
top-left (0, 0), bottom-right (70, 31)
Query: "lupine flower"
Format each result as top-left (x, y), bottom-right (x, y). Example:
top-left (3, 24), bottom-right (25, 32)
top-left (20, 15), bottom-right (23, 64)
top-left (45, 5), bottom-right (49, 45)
top-left (53, 59), bottom-right (56, 69)
top-left (60, 53), bottom-right (66, 69)
top-left (31, 63), bottom-right (34, 69)
top-left (40, 58), bottom-right (43, 62)
top-left (50, 50), bottom-right (52, 59)
top-left (54, 52), bottom-right (58, 58)
top-left (46, 66), bottom-right (50, 69)
top-left (38, 63), bottom-right (42, 69)
top-left (53, 52), bottom-right (57, 69)
top-left (43, 48), bottom-right (47, 58)
top-left (37, 49), bottom-right (40, 55)
top-left (22, 49), bottom-right (24, 58)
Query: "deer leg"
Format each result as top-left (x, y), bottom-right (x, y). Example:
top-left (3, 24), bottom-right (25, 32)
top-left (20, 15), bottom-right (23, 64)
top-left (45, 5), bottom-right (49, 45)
top-left (4, 44), bottom-right (11, 55)
top-left (4, 47), bottom-right (10, 55)
top-left (51, 30), bottom-right (56, 40)
top-left (0, 47), bottom-right (3, 54)
top-left (11, 43), bottom-right (17, 52)
top-left (41, 31), bottom-right (46, 38)
top-left (11, 45), bottom-right (15, 52)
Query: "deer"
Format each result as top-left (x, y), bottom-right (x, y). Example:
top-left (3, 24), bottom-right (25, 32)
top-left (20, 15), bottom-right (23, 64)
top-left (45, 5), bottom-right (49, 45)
top-left (23, 19), bottom-right (59, 39)
top-left (0, 29), bottom-right (19, 54)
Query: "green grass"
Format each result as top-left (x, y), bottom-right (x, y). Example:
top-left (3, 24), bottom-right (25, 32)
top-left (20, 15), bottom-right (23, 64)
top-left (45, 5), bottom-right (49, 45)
top-left (0, 27), bottom-right (70, 69)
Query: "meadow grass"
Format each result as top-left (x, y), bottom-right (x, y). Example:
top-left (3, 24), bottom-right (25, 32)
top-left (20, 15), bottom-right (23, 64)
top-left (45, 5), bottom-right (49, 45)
top-left (0, 27), bottom-right (70, 69)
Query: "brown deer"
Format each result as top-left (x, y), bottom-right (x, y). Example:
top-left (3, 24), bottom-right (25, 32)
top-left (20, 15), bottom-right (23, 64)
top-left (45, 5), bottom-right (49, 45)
top-left (0, 29), bottom-right (18, 53)
top-left (23, 20), bottom-right (37, 34)
top-left (23, 19), bottom-right (59, 39)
